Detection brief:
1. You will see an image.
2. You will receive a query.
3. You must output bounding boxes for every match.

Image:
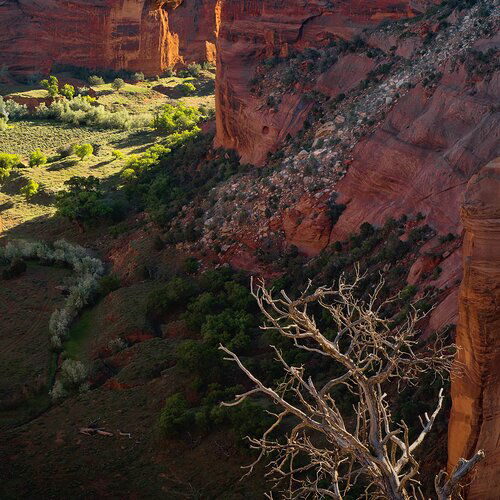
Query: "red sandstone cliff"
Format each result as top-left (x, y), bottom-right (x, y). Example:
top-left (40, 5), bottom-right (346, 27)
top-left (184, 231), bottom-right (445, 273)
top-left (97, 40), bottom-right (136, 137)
top-left (215, 0), bottom-right (428, 165)
top-left (0, 0), bottom-right (220, 76)
top-left (447, 158), bottom-right (500, 500)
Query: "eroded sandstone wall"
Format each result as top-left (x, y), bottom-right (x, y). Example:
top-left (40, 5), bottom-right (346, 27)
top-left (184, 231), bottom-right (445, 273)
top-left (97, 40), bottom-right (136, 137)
top-left (0, 0), bottom-right (219, 76)
top-left (214, 0), bottom-right (425, 164)
top-left (447, 158), bottom-right (500, 500)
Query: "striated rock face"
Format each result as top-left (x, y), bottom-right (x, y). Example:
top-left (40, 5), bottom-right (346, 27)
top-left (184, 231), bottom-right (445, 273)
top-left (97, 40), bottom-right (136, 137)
top-left (447, 158), bottom-right (500, 500)
top-left (215, 0), bottom-right (427, 164)
top-left (0, 0), bottom-right (220, 76)
top-left (332, 66), bottom-right (500, 241)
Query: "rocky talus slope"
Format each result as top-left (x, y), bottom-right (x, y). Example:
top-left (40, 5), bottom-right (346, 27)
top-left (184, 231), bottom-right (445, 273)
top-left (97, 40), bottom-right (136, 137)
top-left (215, 0), bottom-right (431, 165)
top-left (448, 157), bottom-right (500, 500)
top-left (0, 0), bottom-right (220, 76)
top-left (182, 0), bottom-right (498, 260)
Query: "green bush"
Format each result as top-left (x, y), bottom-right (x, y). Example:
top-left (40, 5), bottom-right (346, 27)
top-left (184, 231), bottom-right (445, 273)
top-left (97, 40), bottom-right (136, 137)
top-left (60, 83), bottom-right (75, 100)
top-left (177, 82), bottom-right (196, 96)
top-left (147, 276), bottom-right (199, 318)
top-left (201, 309), bottom-right (254, 352)
top-left (74, 143), bottom-right (93, 160)
top-left (99, 274), bottom-right (121, 296)
top-left (186, 63), bottom-right (202, 77)
top-left (40, 75), bottom-right (59, 97)
top-left (0, 153), bottom-right (20, 182)
top-left (152, 102), bottom-right (201, 134)
top-left (0, 96), bottom-right (28, 121)
top-left (0, 118), bottom-right (8, 131)
top-left (55, 176), bottom-right (112, 224)
top-left (35, 96), bottom-right (151, 130)
top-left (183, 256), bottom-right (200, 274)
top-left (20, 179), bottom-right (39, 199)
top-left (88, 75), bottom-right (105, 86)
top-left (159, 393), bottom-right (193, 437)
top-left (112, 78), bottom-right (126, 90)
top-left (29, 148), bottom-right (48, 167)
top-left (112, 150), bottom-right (125, 161)
top-left (132, 72), bottom-right (145, 83)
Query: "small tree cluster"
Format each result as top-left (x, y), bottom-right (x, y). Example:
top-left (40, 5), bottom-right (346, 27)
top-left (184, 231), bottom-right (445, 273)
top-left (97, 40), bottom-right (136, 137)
top-left (0, 152), bottom-right (20, 183)
top-left (29, 148), bottom-right (47, 167)
top-left (152, 102), bottom-right (202, 134)
top-left (20, 179), bottom-right (39, 199)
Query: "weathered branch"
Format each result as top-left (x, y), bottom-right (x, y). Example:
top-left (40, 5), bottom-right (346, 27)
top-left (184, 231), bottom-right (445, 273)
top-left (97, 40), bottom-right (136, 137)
top-left (221, 274), bottom-right (482, 499)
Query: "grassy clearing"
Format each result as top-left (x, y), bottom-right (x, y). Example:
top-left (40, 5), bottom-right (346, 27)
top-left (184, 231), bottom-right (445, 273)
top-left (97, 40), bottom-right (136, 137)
top-left (65, 310), bottom-right (93, 360)
top-left (0, 70), bottom-right (215, 235)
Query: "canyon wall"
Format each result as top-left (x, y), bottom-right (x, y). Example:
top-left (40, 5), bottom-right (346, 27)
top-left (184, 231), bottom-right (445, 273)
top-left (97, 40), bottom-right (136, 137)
top-left (0, 0), bottom-right (220, 76)
top-left (215, 0), bottom-right (426, 164)
top-left (447, 158), bottom-right (500, 500)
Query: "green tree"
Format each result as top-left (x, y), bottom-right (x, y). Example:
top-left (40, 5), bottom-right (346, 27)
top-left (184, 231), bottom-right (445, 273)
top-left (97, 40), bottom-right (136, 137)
top-left (88, 75), bottom-right (105, 86)
top-left (20, 179), bottom-right (39, 199)
top-left (178, 82), bottom-right (196, 96)
top-left (112, 78), bottom-right (126, 91)
top-left (158, 393), bottom-right (193, 437)
top-left (60, 83), bottom-right (75, 100)
top-left (29, 148), bottom-right (47, 167)
top-left (132, 72), bottom-right (145, 83)
top-left (112, 150), bottom-right (125, 161)
top-left (152, 103), bottom-right (201, 134)
top-left (74, 143), bottom-right (93, 161)
top-left (40, 75), bottom-right (59, 97)
top-left (55, 176), bottom-right (111, 224)
top-left (0, 153), bottom-right (20, 182)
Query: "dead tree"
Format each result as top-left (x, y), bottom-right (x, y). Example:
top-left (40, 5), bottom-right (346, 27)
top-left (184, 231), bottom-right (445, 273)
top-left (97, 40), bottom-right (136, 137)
top-left (220, 270), bottom-right (484, 499)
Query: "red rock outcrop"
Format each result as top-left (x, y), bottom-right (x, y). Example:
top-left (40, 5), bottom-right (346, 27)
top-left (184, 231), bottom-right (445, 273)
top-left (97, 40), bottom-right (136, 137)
top-left (332, 65), bottom-right (500, 241)
top-left (0, 0), bottom-right (220, 76)
top-left (215, 0), bottom-right (429, 165)
top-left (447, 158), bottom-right (500, 500)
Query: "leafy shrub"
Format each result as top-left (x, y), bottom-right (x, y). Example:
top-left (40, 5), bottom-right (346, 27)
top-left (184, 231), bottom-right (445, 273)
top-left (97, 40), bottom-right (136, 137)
top-left (55, 176), bottom-right (112, 224)
top-left (147, 276), bottom-right (199, 318)
top-left (112, 150), bottom-right (125, 160)
top-left (0, 96), bottom-right (28, 121)
top-left (88, 75), bottom-right (105, 86)
top-left (99, 274), bottom-right (121, 296)
top-left (35, 96), bottom-right (151, 130)
top-left (29, 148), bottom-right (48, 167)
top-left (159, 393), bottom-right (193, 436)
top-left (74, 143), bottom-right (93, 160)
top-left (112, 78), bottom-right (126, 90)
top-left (177, 82), bottom-right (196, 96)
top-left (183, 256), bottom-right (200, 274)
top-left (187, 63), bottom-right (202, 77)
top-left (20, 179), bottom-right (39, 199)
top-left (40, 75), bottom-right (59, 97)
top-left (0, 153), bottom-right (20, 182)
top-left (132, 72), bottom-right (145, 83)
top-left (60, 83), bottom-right (75, 100)
top-left (0, 118), bottom-right (8, 131)
top-left (201, 310), bottom-right (253, 352)
top-left (152, 102), bottom-right (202, 134)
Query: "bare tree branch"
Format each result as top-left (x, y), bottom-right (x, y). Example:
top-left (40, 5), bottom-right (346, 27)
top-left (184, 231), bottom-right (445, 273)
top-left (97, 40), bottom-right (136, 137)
top-left (221, 273), bottom-right (483, 499)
